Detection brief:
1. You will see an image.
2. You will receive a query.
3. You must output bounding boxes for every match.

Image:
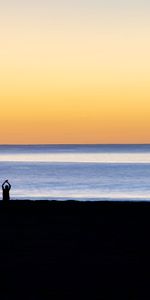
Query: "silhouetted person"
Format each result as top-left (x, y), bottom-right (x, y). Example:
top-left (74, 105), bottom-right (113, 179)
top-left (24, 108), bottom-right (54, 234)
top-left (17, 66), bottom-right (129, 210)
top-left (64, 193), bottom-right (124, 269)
top-left (2, 180), bottom-right (11, 202)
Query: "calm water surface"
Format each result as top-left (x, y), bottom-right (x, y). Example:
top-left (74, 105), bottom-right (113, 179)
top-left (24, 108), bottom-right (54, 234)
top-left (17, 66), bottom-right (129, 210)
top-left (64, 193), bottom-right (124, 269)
top-left (0, 144), bottom-right (150, 201)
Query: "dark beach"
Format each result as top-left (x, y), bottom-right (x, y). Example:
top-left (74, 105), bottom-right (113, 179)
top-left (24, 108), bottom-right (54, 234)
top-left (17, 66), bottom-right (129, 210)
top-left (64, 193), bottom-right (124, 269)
top-left (0, 200), bottom-right (150, 299)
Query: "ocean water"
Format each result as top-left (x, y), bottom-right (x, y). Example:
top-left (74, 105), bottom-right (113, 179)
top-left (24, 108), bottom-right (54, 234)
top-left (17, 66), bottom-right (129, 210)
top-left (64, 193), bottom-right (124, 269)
top-left (0, 144), bottom-right (150, 201)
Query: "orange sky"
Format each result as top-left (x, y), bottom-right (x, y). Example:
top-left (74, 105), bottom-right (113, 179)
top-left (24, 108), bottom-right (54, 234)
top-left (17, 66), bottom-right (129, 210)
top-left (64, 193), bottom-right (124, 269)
top-left (0, 1), bottom-right (150, 144)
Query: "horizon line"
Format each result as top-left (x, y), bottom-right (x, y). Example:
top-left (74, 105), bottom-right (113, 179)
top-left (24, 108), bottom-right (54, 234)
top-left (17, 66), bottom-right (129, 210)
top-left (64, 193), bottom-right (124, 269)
top-left (0, 143), bottom-right (150, 146)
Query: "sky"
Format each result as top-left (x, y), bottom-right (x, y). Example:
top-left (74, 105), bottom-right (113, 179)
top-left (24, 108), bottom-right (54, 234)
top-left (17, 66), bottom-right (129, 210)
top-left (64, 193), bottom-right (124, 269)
top-left (0, 0), bottom-right (150, 144)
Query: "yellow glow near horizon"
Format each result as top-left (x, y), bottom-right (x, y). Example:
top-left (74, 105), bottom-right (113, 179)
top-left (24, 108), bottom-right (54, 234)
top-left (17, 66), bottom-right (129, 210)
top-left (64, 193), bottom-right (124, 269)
top-left (0, 1), bottom-right (150, 144)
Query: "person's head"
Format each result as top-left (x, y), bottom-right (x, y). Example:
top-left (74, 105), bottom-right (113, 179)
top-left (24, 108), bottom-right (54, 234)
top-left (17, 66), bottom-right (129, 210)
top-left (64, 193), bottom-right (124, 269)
top-left (5, 184), bottom-right (9, 190)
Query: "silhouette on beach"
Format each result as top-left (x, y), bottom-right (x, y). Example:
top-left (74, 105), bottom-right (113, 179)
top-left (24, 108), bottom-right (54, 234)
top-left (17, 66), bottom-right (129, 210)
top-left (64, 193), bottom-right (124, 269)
top-left (2, 180), bottom-right (11, 202)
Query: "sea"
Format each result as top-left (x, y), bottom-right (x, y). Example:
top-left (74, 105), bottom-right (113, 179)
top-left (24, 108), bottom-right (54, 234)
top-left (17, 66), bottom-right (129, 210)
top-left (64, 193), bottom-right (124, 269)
top-left (0, 144), bottom-right (150, 201)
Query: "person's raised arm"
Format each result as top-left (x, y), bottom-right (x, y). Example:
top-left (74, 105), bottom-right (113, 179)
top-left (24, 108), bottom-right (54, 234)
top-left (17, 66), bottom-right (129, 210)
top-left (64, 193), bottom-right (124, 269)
top-left (2, 180), bottom-right (7, 190)
top-left (6, 180), bottom-right (11, 190)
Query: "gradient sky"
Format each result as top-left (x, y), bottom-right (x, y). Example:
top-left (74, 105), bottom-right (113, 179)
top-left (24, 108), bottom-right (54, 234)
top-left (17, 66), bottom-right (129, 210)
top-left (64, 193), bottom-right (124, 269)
top-left (0, 0), bottom-right (150, 143)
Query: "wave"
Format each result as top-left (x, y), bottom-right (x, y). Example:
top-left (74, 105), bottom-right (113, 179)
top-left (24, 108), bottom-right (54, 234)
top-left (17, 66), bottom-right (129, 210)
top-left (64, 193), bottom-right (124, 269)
top-left (0, 153), bottom-right (150, 163)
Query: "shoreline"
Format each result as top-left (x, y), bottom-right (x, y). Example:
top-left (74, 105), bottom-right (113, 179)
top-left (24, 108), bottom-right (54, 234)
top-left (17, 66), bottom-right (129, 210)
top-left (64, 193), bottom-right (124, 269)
top-left (1, 198), bottom-right (150, 206)
top-left (2, 198), bottom-right (150, 202)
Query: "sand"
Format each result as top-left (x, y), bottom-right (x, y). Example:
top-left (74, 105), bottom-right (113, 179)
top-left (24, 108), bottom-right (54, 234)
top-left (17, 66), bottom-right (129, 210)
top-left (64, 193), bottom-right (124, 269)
top-left (0, 200), bottom-right (150, 299)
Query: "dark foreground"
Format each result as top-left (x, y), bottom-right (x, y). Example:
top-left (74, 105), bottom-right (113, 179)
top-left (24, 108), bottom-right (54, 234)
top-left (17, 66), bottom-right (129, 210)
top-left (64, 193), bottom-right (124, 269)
top-left (0, 200), bottom-right (150, 299)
